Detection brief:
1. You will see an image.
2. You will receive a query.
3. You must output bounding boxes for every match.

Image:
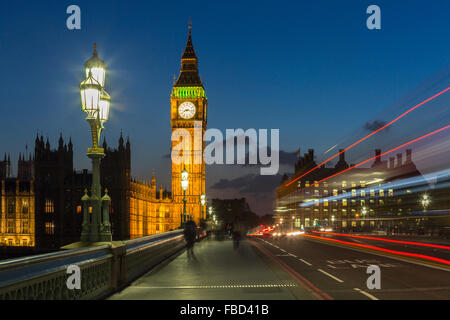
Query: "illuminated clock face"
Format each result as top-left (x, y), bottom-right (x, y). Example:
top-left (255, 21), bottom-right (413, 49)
top-left (178, 102), bottom-right (196, 119)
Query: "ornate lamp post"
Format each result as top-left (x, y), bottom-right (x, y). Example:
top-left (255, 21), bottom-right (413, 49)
top-left (181, 168), bottom-right (189, 225)
top-left (79, 44), bottom-right (112, 243)
top-left (200, 193), bottom-right (206, 220)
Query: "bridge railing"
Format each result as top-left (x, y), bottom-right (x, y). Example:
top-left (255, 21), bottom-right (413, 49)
top-left (0, 230), bottom-right (185, 300)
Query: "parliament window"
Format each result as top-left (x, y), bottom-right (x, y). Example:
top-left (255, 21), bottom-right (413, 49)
top-left (45, 199), bottom-right (54, 213)
top-left (45, 222), bottom-right (55, 235)
top-left (7, 199), bottom-right (15, 214)
top-left (22, 200), bottom-right (29, 214)
top-left (22, 221), bottom-right (29, 233)
top-left (7, 220), bottom-right (15, 233)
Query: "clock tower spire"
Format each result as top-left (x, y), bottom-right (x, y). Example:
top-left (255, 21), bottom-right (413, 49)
top-left (170, 23), bottom-right (207, 224)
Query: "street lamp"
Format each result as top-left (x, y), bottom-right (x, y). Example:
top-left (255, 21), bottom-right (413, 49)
top-left (421, 194), bottom-right (430, 212)
top-left (362, 206), bottom-right (368, 216)
top-left (200, 193), bottom-right (206, 220)
top-left (80, 44), bottom-right (112, 243)
top-left (181, 167), bottom-right (189, 225)
top-left (208, 206), bottom-right (213, 219)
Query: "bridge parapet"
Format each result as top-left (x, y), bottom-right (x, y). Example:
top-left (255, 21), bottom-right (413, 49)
top-left (0, 230), bottom-right (185, 300)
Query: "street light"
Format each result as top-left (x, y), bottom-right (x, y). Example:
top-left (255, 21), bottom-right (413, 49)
top-left (200, 193), bottom-right (206, 220)
top-left (80, 44), bottom-right (112, 242)
top-left (362, 206), bottom-right (368, 216)
top-left (208, 206), bottom-right (213, 219)
top-left (181, 167), bottom-right (189, 225)
top-left (421, 194), bottom-right (430, 212)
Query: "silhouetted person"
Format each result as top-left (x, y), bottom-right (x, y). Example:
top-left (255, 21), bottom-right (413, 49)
top-left (184, 220), bottom-right (197, 256)
top-left (232, 230), bottom-right (241, 249)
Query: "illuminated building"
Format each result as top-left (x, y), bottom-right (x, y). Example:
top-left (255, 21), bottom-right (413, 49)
top-left (0, 155), bottom-right (35, 247)
top-left (275, 148), bottom-right (443, 232)
top-left (170, 23), bottom-right (207, 224)
top-left (1, 26), bottom-right (208, 254)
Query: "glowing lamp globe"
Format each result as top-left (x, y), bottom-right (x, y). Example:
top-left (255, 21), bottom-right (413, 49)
top-left (85, 44), bottom-right (106, 87)
top-left (80, 72), bottom-right (101, 114)
top-left (181, 168), bottom-right (189, 191)
top-left (200, 194), bottom-right (206, 206)
top-left (99, 89), bottom-right (111, 123)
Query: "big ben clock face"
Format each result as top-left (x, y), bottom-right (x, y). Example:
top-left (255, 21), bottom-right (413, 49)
top-left (178, 101), bottom-right (196, 119)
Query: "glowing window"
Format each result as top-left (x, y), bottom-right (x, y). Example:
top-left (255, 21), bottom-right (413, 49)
top-left (45, 199), bottom-right (54, 213)
top-left (22, 200), bottom-right (29, 214)
top-left (45, 222), bottom-right (55, 235)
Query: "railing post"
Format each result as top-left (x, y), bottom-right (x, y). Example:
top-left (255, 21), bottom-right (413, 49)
top-left (110, 244), bottom-right (126, 291)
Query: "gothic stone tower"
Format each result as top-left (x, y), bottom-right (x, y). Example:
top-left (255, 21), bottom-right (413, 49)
top-left (171, 24), bottom-right (207, 224)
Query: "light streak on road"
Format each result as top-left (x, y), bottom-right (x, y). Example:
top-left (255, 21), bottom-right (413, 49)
top-left (303, 234), bottom-right (450, 265)
top-left (285, 87), bottom-right (450, 187)
top-left (310, 124), bottom-right (450, 187)
top-left (311, 231), bottom-right (450, 250)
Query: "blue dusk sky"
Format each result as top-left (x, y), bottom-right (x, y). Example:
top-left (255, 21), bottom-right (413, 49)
top-left (0, 0), bottom-right (449, 214)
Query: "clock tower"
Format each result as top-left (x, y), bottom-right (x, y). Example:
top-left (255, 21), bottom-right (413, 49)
top-left (170, 24), bottom-right (207, 224)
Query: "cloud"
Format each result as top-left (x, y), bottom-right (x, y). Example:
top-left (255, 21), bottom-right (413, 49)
top-left (211, 173), bottom-right (284, 194)
top-left (363, 120), bottom-right (387, 132)
top-left (241, 148), bottom-right (297, 167)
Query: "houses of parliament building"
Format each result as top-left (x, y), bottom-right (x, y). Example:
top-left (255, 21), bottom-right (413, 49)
top-left (0, 26), bottom-right (208, 253)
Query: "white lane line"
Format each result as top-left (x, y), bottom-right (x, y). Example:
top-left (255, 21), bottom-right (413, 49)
top-left (289, 253), bottom-right (297, 258)
top-left (317, 269), bottom-right (344, 283)
top-left (280, 249), bottom-right (287, 252)
top-left (354, 287), bottom-right (379, 300)
top-left (299, 259), bottom-right (312, 266)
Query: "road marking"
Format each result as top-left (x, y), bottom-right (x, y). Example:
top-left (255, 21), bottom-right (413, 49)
top-left (317, 269), bottom-right (344, 283)
top-left (304, 236), bottom-right (450, 272)
top-left (299, 259), bottom-right (312, 266)
top-left (280, 249), bottom-right (287, 252)
top-left (354, 287), bottom-right (379, 300)
top-left (289, 253), bottom-right (297, 258)
top-left (131, 283), bottom-right (298, 289)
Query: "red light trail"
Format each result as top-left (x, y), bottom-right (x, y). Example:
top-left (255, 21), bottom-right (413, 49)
top-left (285, 87), bottom-right (450, 187)
top-left (304, 234), bottom-right (450, 265)
top-left (309, 124), bottom-right (450, 187)
top-left (311, 231), bottom-right (450, 250)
